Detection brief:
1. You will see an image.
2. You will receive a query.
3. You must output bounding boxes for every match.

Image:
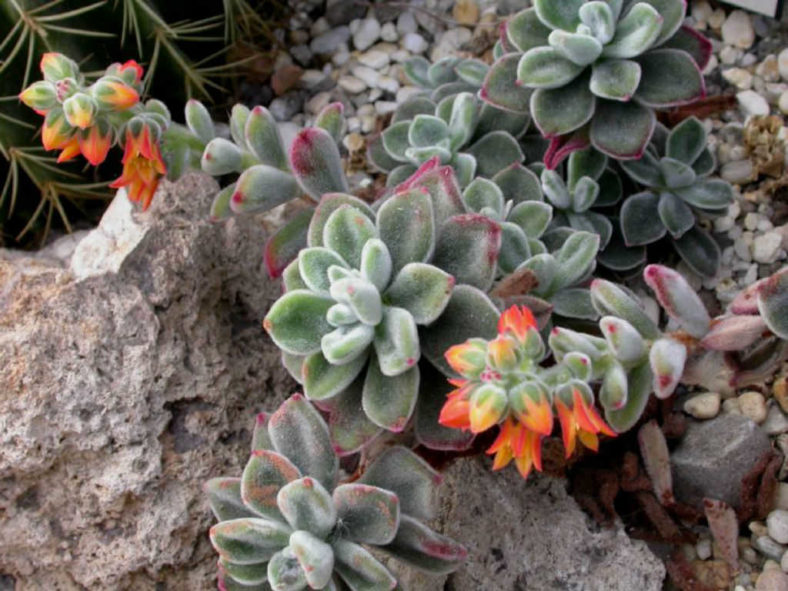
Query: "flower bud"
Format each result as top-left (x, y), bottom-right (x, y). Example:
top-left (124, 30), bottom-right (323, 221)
top-left (62, 93), bottom-right (96, 129)
top-left (41, 109), bottom-right (74, 151)
top-left (444, 338), bottom-right (488, 378)
top-left (106, 60), bottom-right (144, 87)
top-left (487, 335), bottom-right (519, 372)
top-left (19, 81), bottom-right (58, 115)
top-left (145, 99), bottom-right (171, 124)
top-left (90, 78), bottom-right (139, 111)
top-left (509, 381), bottom-right (553, 436)
top-left (56, 136), bottom-right (81, 163)
top-left (78, 119), bottom-right (113, 165)
top-left (40, 53), bottom-right (79, 83)
top-left (469, 383), bottom-right (507, 433)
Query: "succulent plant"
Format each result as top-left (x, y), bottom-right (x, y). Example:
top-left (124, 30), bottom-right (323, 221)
top-left (538, 148), bottom-right (623, 250)
top-left (482, 0), bottom-right (712, 166)
top-left (368, 92), bottom-right (526, 188)
top-left (618, 117), bottom-right (733, 277)
top-left (439, 305), bottom-right (617, 479)
top-left (206, 395), bottom-right (467, 591)
top-left (402, 56), bottom-right (488, 101)
top-left (264, 164), bottom-right (502, 453)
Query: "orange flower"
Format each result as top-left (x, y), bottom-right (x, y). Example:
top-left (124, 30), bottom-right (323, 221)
top-left (110, 125), bottom-right (166, 211)
top-left (487, 418), bottom-right (544, 479)
top-left (42, 110), bottom-right (74, 151)
top-left (438, 379), bottom-right (472, 430)
top-left (555, 389), bottom-right (616, 458)
top-left (91, 79), bottom-right (139, 111)
top-left (118, 60), bottom-right (144, 84)
top-left (498, 305), bottom-right (537, 343)
top-left (56, 136), bottom-right (81, 163)
top-left (79, 122), bottom-right (113, 165)
top-left (445, 338), bottom-right (487, 378)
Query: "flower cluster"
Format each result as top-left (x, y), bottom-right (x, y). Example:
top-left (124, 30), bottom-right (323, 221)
top-left (19, 53), bottom-right (168, 210)
top-left (439, 306), bottom-right (615, 478)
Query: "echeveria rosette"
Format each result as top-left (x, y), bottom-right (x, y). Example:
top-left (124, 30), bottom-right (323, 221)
top-left (618, 117), bottom-right (733, 277)
top-left (206, 396), bottom-right (467, 591)
top-left (266, 172), bottom-right (502, 453)
top-left (438, 305), bottom-right (617, 479)
top-left (402, 55), bottom-right (489, 100)
top-left (370, 91), bottom-right (526, 188)
top-left (538, 147), bottom-right (624, 251)
top-left (482, 0), bottom-right (712, 167)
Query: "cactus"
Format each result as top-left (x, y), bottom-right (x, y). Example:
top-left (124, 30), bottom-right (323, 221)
top-left (482, 0), bottom-right (712, 167)
top-left (618, 117), bottom-right (733, 277)
top-left (1, 0), bottom-right (275, 245)
top-left (206, 395), bottom-right (467, 590)
top-left (368, 92), bottom-right (526, 188)
top-left (264, 164), bottom-right (502, 453)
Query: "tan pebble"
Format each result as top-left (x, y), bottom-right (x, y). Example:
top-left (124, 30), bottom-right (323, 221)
top-left (774, 377), bottom-right (788, 413)
top-left (685, 392), bottom-right (721, 419)
top-left (751, 521), bottom-right (770, 537)
top-left (756, 568), bottom-right (788, 591)
top-left (342, 132), bottom-right (365, 153)
top-left (452, 0), bottom-right (479, 25)
top-left (724, 398), bottom-right (743, 414)
top-left (740, 391), bottom-right (768, 424)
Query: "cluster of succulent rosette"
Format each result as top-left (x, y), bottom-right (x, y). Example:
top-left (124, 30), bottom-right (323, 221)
top-left (17, 0), bottom-right (788, 584)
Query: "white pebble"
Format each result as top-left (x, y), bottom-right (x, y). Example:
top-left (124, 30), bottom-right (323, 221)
top-left (380, 22), bottom-right (398, 43)
top-left (351, 65), bottom-right (380, 88)
top-left (358, 50), bottom-right (390, 70)
top-left (722, 10), bottom-right (755, 49)
top-left (779, 48), bottom-right (788, 82)
top-left (720, 45), bottom-right (743, 65)
top-left (396, 11), bottom-right (418, 36)
top-left (353, 18), bottom-right (381, 51)
top-left (739, 391), bottom-right (768, 423)
top-left (402, 32), bottom-right (428, 54)
top-left (377, 75), bottom-right (399, 94)
top-left (737, 90), bottom-right (771, 116)
top-left (697, 538), bottom-right (713, 560)
top-left (721, 159), bottom-right (755, 184)
top-left (753, 232), bottom-right (784, 263)
top-left (338, 75), bottom-right (366, 94)
top-left (374, 100), bottom-right (398, 115)
top-left (684, 392), bottom-right (721, 419)
top-left (723, 67), bottom-right (754, 90)
top-left (779, 91), bottom-right (788, 115)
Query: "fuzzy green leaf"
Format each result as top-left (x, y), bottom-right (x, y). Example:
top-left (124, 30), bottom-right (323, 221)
top-left (590, 59), bottom-right (641, 101)
top-left (635, 49), bottom-right (705, 107)
top-left (218, 558), bottom-right (268, 587)
top-left (245, 106), bottom-right (288, 170)
top-left (531, 74), bottom-right (596, 137)
top-left (385, 264), bottom-right (455, 325)
top-left (605, 361), bottom-right (652, 432)
top-left (590, 100), bottom-right (655, 159)
top-left (600, 360), bottom-right (629, 410)
top-left (553, 231), bottom-right (600, 291)
top-left (498, 223), bottom-right (532, 274)
top-left (579, 1), bottom-right (616, 44)
top-left (480, 54), bottom-right (532, 113)
top-left (600, 316), bottom-right (647, 365)
top-left (568, 148), bottom-right (607, 189)
top-left (264, 291), bottom-right (334, 355)
top-left (619, 150), bottom-right (662, 187)
top-left (757, 269), bottom-right (788, 340)
top-left (210, 518), bottom-right (291, 565)
top-left (315, 102), bottom-right (345, 145)
top-left (465, 131), bottom-right (525, 178)
top-left (241, 450), bottom-right (301, 521)
top-left (507, 8), bottom-right (552, 51)
top-left (372, 306), bottom-right (420, 377)
top-left (673, 226), bottom-right (720, 278)
top-left (333, 540), bottom-right (397, 591)
top-left (572, 177), bottom-right (600, 212)
top-left (674, 180), bottom-right (733, 211)
top-left (590, 278), bottom-right (660, 339)
top-left (359, 447), bottom-right (441, 520)
top-left (549, 30), bottom-right (603, 66)
top-left (659, 158), bottom-right (697, 189)
top-left (517, 47), bottom-right (585, 89)
top-left (231, 165), bottom-right (301, 214)
top-left (334, 484), bottom-right (401, 545)
top-left (321, 324), bottom-right (376, 365)
top-left (290, 128), bottom-right (349, 200)
top-left (402, 57), bottom-right (432, 88)
top-left (551, 288), bottom-right (599, 320)
top-left (649, 337), bottom-right (686, 399)
top-left (620, 191), bottom-right (666, 246)
top-left (462, 178), bottom-right (505, 218)
top-left (447, 93), bottom-right (478, 151)
top-left (493, 164), bottom-right (543, 203)
top-left (602, 3), bottom-right (662, 59)
top-left (363, 358), bottom-right (420, 431)
top-left (533, 0), bottom-right (584, 31)
top-left (289, 530), bottom-right (335, 589)
top-left (408, 115), bottom-right (450, 148)
top-left (644, 264), bottom-right (711, 338)
top-left (641, 0), bottom-right (688, 45)
top-left (308, 194), bottom-right (375, 248)
top-left (658, 192), bottom-right (695, 238)
top-left (206, 478), bottom-right (256, 522)
top-left (376, 189), bottom-right (436, 275)
top-left (456, 59), bottom-right (489, 86)
top-left (277, 477), bottom-right (336, 539)
top-left (432, 215), bottom-right (501, 291)
top-left (267, 548), bottom-right (306, 591)
top-left (508, 201), bottom-right (553, 238)
top-left (299, 248), bottom-right (348, 295)
top-left (323, 206), bottom-right (378, 269)
top-left (381, 515), bottom-right (467, 574)
top-left (303, 351), bottom-right (368, 401)
top-left (428, 57), bottom-right (462, 87)
top-left (666, 116), bottom-right (706, 165)
top-left (393, 97), bottom-right (436, 125)
top-left (268, 395), bottom-right (339, 490)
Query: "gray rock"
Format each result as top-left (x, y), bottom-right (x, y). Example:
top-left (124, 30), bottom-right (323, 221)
top-left (671, 414), bottom-right (772, 509)
top-left (325, 0), bottom-right (365, 26)
top-left (310, 26), bottom-right (351, 54)
top-left (389, 457), bottom-right (665, 590)
top-left (269, 91), bottom-right (305, 121)
top-left (0, 174), bottom-right (295, 589)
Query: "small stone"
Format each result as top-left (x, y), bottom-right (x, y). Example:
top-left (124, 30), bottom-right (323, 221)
top-left (720, 45), bottom-right (741, 65)
top-left (758, 55), bottom-right (781, 83)
top-left (779, 91), bottom-right (788, 115)
top-left (310, 26), bottom-right (351, 54)
top-left (708, 8), bottom-right (726, 29)
top-left (697, 538), bottom-right (713, 560)
top-left (753, 232), bottom-right (783, 263)
top-left (722, 398), bottom-right (742, 415)
top-left (762, 405), bottom-right (788, 436)
top-left (353, 18), bottom-right (381, 51)
top-left (692, 0), bottom-right (713, 25)
top-left (782, 549), bottom-right (788, 572)
top-left (722, 10), bottom-right (755, 49)
top-left (305, 91), bottom-right (331, 115)
top-left (724, 67), bottom-right (754, 90)
top-left (338, 75), bottom-right (366, 94)
top-left (768, 511), bottom-right (788, 545)
top-left (777, 484), bottom-right (788, 511)
top-left (779, 49), bottom-right (788, 82)
top-left (703, 54), bottom-right (719, 76)
top-left (737, 90), bottom-right (771, 116)
top-left (757, 536), bottom-right (788, 561)
top-left (739, 391), bottom-right (768, 424)
top-left (396, 86), bottom-right (425, 104)
top-left (753, 522), bottom-right (771, 537)
top-left (757, 568), bottom-right (788, 590)
top-left (721, 159), bottom-right (755, 184)
top-left (374, 100), bottom-right (398, 115)
top-left (452, 0), bottom-right (479, 25)
top-left (774, 377), bottom-right (788, 413)
top-left (402, 32), bottom-right (428, 54)
top-left (377, 75), bottom-right (399, 94)
top-left (396, 11), bottom-right (418, 36)
top-left (380, 22), bottom-right (398, 42)
top-left (684, 392), bottom-right (721, 419)
top-left (342, 132), bottom-right (364, 152)
top-left (351, 65), bottom-right (380, 88)
top-left (358, 50), bottom-right (390, 69)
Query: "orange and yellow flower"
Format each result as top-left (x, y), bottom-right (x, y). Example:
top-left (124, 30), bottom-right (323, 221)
top-left (498, 305), bottom-right (537, 343)
top-left (555, 388), bottom-right (616, 458)
top-left (110, 125), bottom-right (166, 211)
top-left (487, 417), bottom-right (544, 479)
top-left (79, 122), bottom-right (113, 166)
